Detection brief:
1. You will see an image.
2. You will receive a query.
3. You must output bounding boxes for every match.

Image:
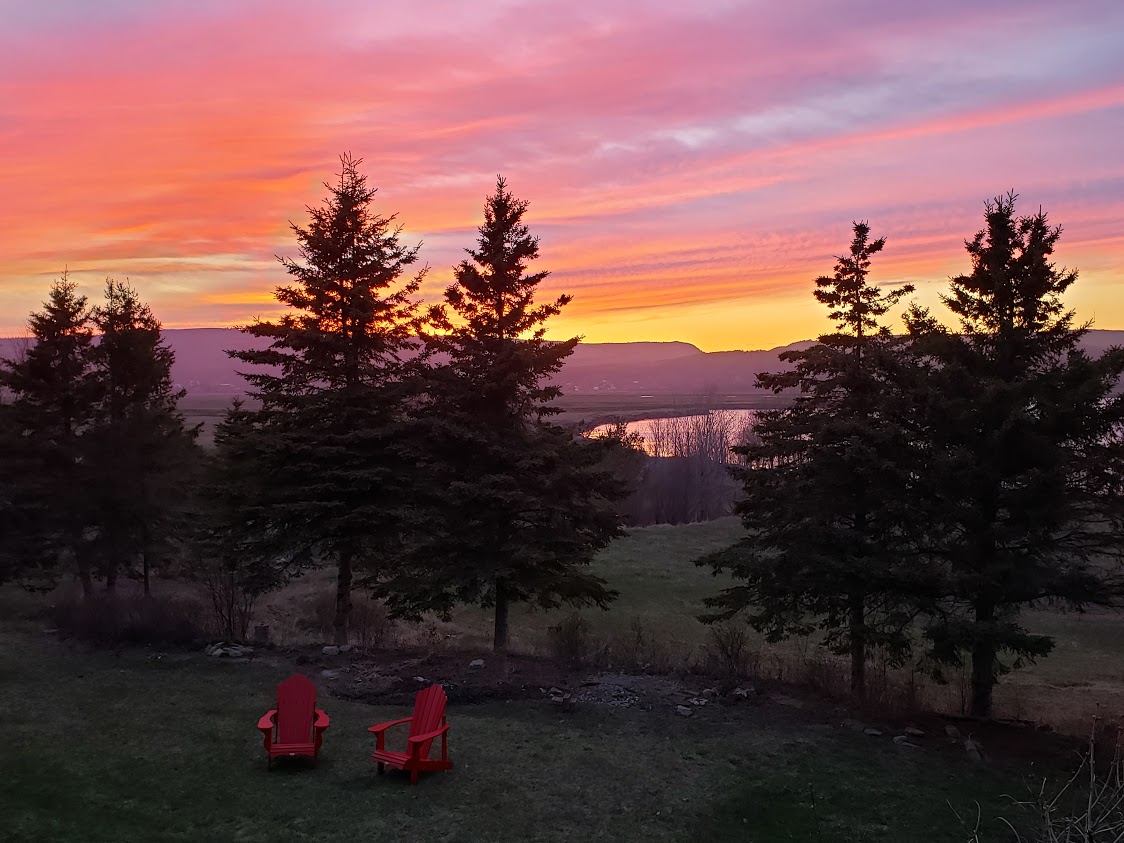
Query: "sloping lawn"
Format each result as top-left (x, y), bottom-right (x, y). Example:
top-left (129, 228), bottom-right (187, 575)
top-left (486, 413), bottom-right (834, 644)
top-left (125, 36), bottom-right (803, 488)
top-left (0, 633), bottom-right (1034, 842)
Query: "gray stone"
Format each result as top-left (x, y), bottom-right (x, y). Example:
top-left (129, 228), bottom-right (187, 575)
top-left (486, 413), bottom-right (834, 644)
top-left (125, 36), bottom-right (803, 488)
top-left (904, 727), bottom-right (925, 738)
top-left (771, 695), bottom-right (804, 709)
top-left (893, 735), bottom-right (919, 747)
top-left (863, 728), bottom-right (883, 737)
top-left (702, 687), bottom-right (719, 699)
top-left (732, 687), bottom-right (754, 699)
top-left (321, 669), bottom-right (338, 679)
top-left (413, 676), bottom-right (428, 683)
top-left (339, 644), bottom-right (353, 653)
top-left (964, 739), bottom-right (983, 762)
top-left (469, 659), bottom-right (485, 669)
top-left (321, 645), bottom-right (340, 656)
top-left (945, 724), bottom-right (961, 740)
top-left (689, 698), bottom-right (708, 706)
top-left (676, 705), bottom-right (693, 717)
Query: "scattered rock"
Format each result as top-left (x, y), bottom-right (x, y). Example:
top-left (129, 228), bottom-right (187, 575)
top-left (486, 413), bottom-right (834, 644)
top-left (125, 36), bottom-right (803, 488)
top-left (702, 687), bottom-right (719, 699)
top-left (945, 724), bottom-right (961, 740)
top-left (770, 695), bottom-right (804, 709)
top-left (904, 727), bottom-right (925, 738)
top-left (893, 735), bottom-right (919, 748)
top-left (581, 679), bottom-right (599, 687)
top-left (413, 676), bottom-right (428, 683)
top-left (339, 644), bottom-right (353, 653)
top-left (321, 669), bottom-right (339, 679)
top-left (322, 645), bottom-right (340, 656)
top-left (468, 659), bottom-right (485, 670)
top-left (863, 728), bottom-right (883, 737)
top-left (841, 719), bottom-right (865, 732)
top-left (732, 687), bottom-right (755, 700)
top-left (964, 739), bottom-right (983, 762)
top-left (676, 705), bottom-right (693, 717)
top-left (689, 698), bottom-right (708, 707)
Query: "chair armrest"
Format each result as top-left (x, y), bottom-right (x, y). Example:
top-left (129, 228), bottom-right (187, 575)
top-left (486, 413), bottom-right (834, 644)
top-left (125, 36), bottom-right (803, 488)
top-left (407, 723), bottom-right (450, 745)
top-left (368, 716), bottom-right (412, 734)
top-left (257, 710), bottom-right (277, 733)
top-left (314, 709), bottom-right (330, 730)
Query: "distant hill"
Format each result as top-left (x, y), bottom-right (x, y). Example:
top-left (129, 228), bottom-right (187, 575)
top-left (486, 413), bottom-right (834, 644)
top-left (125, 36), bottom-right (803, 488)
top-left (1, 328), bottom-right (1122, 396)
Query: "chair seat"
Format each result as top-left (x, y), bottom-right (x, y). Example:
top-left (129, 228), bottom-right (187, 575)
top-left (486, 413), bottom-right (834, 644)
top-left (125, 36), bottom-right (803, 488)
top-left (371, 749), bottom-right (410, 767)
top-left (270, 742), bottom-right (317, 757)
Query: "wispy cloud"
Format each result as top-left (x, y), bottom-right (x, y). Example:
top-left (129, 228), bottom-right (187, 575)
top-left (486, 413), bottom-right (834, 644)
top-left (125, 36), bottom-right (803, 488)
top-left (1, 0), bottom-right (1122, 348)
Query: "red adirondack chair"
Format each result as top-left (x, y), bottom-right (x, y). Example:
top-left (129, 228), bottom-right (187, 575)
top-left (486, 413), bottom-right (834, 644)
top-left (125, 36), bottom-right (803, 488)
top-left (368, 685), bottom-right (453, 784)
top-left (257, 674), bottom-right (330, 769)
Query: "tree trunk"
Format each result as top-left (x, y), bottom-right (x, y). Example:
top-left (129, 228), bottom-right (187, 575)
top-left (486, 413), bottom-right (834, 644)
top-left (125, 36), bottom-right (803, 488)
top-left (105, 563), bottom-right (117, 593)
top-left (849, 589), bottom-right (866, 698)
top-left (76, 548), bottom-right (94, 598)
top-left (333, 554), bottom-right (353, 646)
top-left (493, 576), bottom-right (509, 653)
top-left (970, 600), bottom-right (996, 718)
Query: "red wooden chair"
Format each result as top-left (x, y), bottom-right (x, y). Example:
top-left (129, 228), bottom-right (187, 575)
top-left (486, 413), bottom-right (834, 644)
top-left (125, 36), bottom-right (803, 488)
top-left (368, 685), bottom-right (453, 784)
top-left (257, 674), bottom-right (330, 769)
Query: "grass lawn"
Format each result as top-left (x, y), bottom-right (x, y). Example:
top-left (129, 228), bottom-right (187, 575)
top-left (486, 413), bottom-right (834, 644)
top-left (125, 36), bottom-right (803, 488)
top-left (1, 631), bottom-right (1033, 843)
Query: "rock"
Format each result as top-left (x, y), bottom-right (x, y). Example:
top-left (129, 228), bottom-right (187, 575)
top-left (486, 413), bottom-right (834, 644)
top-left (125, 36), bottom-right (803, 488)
top-left (548, 687), bottom-right (565, 697)
top-left (676, 705), bottom-right (693, 717)
top-left (893, 735), bottom-right (919, 747)
top-left (238, 646), bottom-right (254, 656)
top-left (689, 698), bottom-right (708, 707)
top-left (732, 687), bottom-right (755, 699)
top-left (964, 739), bottom-right (983, 762)
top-left (322, 645), bottom-right (340, 656)
top-left (702, 687), bottom-right (719, 699)
top-left (770, 695), bottom-right (804, 709)
top-left (469, 659), bottom-right (485, 669)
top-left (413, 676), bottom-right (428, 683)
top-left (581, 679), bottom-right (599, 687)
top-left (944, 724), bottom-right (961, 740)
top-left (209, 647), bottom-right (226, 657)
top-left (841, 718), bottom-right (865, 732)
top-left (863, 728), bottom-right (883, 737)
top-left (339, 644), bottom-right (353, 653)
top-left (904, 727), bottom-right (925, 738)
top-left (321, 669), bottom-right (338, 679)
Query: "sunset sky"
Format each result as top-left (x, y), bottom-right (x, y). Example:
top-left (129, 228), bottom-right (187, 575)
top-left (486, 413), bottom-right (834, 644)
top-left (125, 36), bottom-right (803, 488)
top-left (2, 0), bottom-right (1122, 350)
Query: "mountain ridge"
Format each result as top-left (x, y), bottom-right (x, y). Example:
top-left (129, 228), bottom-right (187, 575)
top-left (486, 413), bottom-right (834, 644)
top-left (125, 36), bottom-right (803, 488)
top-left (1, 327), bottom-right (1121, 396)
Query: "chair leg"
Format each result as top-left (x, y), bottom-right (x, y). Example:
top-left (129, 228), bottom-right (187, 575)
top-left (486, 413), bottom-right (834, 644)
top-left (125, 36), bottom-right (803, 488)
top-left (410, 769), bottom-right (418, 785)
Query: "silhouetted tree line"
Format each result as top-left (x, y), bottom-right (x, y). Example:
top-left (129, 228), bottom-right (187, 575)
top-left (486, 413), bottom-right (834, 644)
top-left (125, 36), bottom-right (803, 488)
top-left (0, 158), bottom-right (628, 652)
top-left (699, 195), bottom-right (1124, 717)
top-left (2, 162), bottom-right (1122, 719)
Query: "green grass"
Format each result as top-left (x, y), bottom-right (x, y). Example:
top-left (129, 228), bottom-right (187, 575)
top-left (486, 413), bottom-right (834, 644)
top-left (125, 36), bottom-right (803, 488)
top-left (0, 632), bottom-right (1031, 842)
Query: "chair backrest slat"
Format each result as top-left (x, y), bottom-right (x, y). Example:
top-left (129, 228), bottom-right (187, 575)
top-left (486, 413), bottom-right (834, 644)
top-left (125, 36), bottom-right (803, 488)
top-left (408, 685), bottom-right (447, 759)
top-left (276, 674), bottom-right (316, 745)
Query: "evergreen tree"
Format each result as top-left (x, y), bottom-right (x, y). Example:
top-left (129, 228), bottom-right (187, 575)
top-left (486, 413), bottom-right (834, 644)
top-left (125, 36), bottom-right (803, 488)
top-left (0, 274), bottom-right (97, 592)
top-left (905, 193), bottom-right (1124, 717)
top-left (84, 279), bottom-right (199, 592)
top-left (380, 177), bottom-right (624, 652)
top-left (698, 223), bottom-right (920, 696)
top-left (228, 154), bottom-right (427, 645)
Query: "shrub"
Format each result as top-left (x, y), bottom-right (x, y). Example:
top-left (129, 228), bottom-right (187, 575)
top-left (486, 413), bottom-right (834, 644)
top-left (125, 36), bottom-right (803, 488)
top-left (704, 621), bottom-right (754, 678)
top-left (50, 593), bottom-right (205, 647)
top-left (297, 591), bottom-right (391, 647)
top-left (548, 612), bottom-right (593, 669)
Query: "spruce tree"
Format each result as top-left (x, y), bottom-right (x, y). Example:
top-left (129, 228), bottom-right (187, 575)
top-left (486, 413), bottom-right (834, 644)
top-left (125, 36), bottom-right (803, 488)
top-left (380, 177), bottom-right (624, 652)
top-left (228, 154), bottom-right (427, 645)
top-left (84, 279), bottom-right (199, 592)
top-left (0, 274), bottom-right (97, 592)
top-left (905, 193), bottom-right (1124, 717)
top-left (698, 223), bottom-right (920, 696)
